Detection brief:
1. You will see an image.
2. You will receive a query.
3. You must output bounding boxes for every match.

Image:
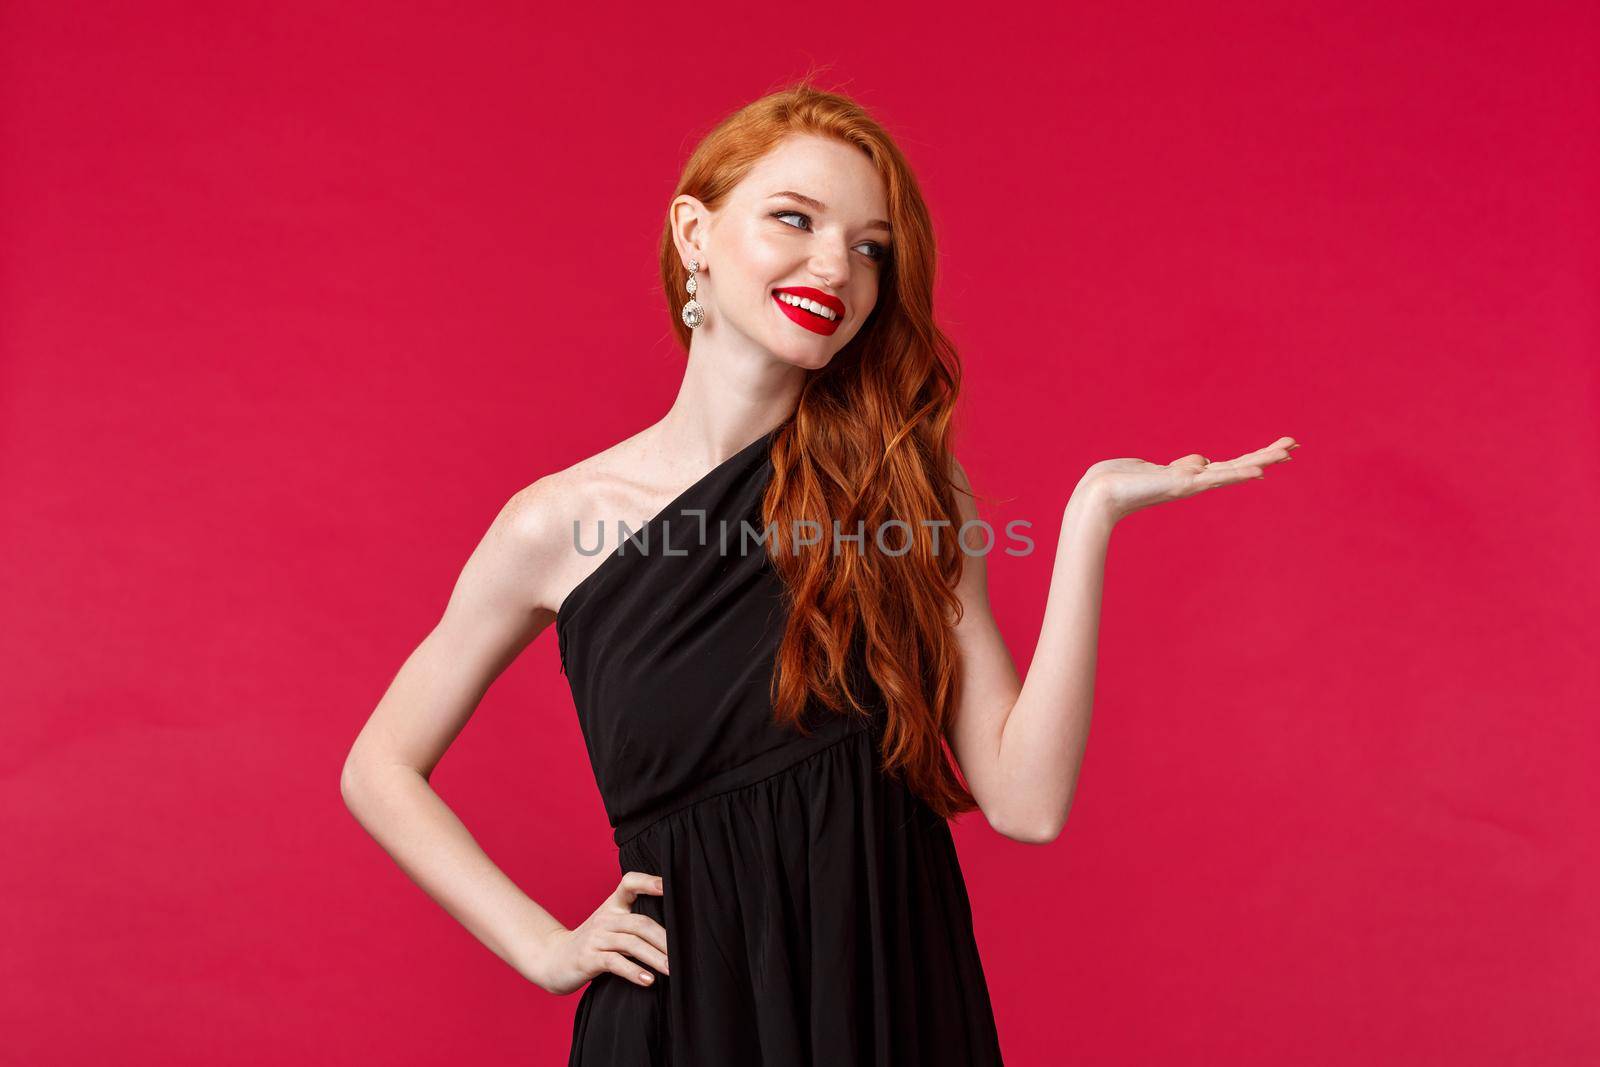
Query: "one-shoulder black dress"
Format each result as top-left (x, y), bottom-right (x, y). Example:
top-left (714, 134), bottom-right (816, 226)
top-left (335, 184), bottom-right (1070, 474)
top-left (556, 425), bottom-right (1005, 1065)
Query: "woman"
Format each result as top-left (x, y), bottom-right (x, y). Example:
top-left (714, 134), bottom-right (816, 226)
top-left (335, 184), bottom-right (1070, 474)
top-left (340, 80), bottom-right (1297, 1064)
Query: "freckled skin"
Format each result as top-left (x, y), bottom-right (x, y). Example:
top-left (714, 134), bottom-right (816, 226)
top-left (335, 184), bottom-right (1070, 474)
top-left (677, 133), bottom-right (891, 374)
top-left (550, 133), bottom-right (898, 586)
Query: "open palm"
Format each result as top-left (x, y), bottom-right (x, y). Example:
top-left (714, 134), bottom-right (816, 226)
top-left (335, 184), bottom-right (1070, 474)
top-left (1084, 436), bottom-right (1299, 522)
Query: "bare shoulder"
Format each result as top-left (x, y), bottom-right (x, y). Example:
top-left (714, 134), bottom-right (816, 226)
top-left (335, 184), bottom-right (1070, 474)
top-left (945, 449), bottom-right (979, 521)
top-left (941, 448), bottom-right (993, 606)
top-left (947, 450), bottom-right (973, 489)
top-left (499, 429), bottom-right (660, 616)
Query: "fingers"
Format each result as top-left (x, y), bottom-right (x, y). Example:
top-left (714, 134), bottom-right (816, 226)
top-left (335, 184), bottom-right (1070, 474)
top-left (615, 870), bottom-right (665, 904)
top-left (596, 929), bottom-right (671, 977)
top-left (618, 910), bottom-right (669, 958)
top-left (1217, 438), bottom-right (1299, 475)
top-left (1198, 466), bottom-right (1262, 489)
top-left (1166, 437), bottom-right (1299, 498)
top-left (603, 871), bottom-right (670, 985)
top-left (597, 949), bottom-right (660, 987)
top-left (1242, 437), bottom-right (1298, 464)
top-left (1189, 455), bottom-right (1267, 489)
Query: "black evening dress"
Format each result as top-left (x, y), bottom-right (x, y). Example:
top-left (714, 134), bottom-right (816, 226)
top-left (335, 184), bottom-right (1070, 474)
top-left (557, 425), bottom-right (1005, 1065)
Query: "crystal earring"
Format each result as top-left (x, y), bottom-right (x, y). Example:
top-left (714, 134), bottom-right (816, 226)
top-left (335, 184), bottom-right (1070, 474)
top-left (681, 259), bottom-right (705, 329)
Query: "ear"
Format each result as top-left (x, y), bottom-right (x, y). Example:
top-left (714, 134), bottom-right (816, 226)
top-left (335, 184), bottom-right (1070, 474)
top-left (669, 194), bottom-right (710, 268)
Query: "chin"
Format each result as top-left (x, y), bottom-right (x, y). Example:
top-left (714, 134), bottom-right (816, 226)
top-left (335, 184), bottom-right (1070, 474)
top-left (771, 342), bottom-right (838, 372)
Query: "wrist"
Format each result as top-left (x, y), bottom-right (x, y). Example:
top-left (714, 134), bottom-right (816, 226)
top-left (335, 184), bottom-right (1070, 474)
top-left (1066, 475), bottom-right (1119, 531)
top-left (511, 921), bottom-right (568, 990)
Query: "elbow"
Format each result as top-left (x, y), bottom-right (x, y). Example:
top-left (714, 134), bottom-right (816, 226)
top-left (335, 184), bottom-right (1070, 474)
top-left (339, 752), bottom-right (369, 812)
top-left (341, 749), bottom-right (425, 815)
top-left (1013, 821), bottom-right (1065, 846)
top-left (990, 807), bottom-right (1066, 846)
top-left (339, 759), bottom-right (359, 809)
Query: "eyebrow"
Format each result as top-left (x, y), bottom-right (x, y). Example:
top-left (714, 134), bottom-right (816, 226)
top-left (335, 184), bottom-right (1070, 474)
top-left (768, 190), bottom-right (892, 234)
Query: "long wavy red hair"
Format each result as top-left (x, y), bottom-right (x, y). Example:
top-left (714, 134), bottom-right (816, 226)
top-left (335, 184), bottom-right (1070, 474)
top-left (658, 77), bottom-right (982, 821)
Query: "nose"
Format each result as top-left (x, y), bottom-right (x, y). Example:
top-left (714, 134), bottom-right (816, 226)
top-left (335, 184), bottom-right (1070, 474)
top-left (809, 238), bottom-right (850, 291)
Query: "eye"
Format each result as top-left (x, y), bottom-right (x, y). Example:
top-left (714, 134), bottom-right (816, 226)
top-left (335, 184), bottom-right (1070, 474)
top-left (770, 210), bottom-right (889, 262)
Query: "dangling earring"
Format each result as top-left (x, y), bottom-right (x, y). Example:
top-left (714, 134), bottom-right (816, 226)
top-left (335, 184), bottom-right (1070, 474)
top-left (681, 259), bottom-right (705, 329)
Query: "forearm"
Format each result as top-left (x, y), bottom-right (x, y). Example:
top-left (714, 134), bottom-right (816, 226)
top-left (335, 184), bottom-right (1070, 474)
top-left (994, 485), bottom-right (1115, 840)
top-left (340, 760), bottom-right (566, 984)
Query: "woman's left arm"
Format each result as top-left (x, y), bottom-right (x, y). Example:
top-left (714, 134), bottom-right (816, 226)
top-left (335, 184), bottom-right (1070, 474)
top-left (943, 436), bottom-right (1299, 844)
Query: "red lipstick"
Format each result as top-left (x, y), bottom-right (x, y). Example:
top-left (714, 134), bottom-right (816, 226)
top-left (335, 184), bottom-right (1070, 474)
top-left (771, 286), bottom-right (845, 336)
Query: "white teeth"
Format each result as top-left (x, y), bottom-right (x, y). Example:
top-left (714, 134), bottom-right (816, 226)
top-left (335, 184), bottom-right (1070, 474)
top-left (776, 292), bottom-right (838, 321)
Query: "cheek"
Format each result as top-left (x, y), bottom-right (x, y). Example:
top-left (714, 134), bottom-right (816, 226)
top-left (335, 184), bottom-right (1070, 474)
top-left (739, 237), bottom-right (792, 280)
top-left (715, 236), bottom-right (783, 301)
top-left (855, 280), bottom-right (881, 320)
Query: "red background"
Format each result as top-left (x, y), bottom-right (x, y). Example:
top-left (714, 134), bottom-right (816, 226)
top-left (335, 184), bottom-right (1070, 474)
top-left (2, 2), bottom-right (1596, 1063)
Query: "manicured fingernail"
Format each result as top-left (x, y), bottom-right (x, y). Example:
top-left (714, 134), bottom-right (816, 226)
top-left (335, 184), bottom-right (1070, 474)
top-left (642, 972), bottom-right (653, 982)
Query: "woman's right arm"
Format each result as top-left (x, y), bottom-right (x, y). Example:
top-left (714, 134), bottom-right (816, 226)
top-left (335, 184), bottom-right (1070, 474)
top-left (338, 479), bottom-right (668, 994)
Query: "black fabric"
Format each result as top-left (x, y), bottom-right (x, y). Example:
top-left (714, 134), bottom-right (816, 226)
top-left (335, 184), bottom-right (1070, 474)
top-left (558, 425), bottom-right (1005, 1065)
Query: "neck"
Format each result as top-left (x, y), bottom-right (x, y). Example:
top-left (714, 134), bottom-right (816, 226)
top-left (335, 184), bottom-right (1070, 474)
top-left (655, 324), bottom-right (804, 465)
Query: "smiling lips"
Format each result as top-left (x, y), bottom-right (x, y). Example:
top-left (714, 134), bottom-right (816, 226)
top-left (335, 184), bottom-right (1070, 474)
top-left (772, 286), bottom-right (845, 336)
